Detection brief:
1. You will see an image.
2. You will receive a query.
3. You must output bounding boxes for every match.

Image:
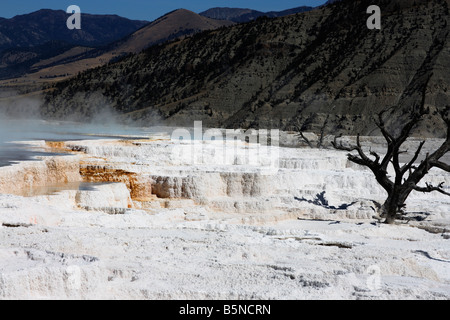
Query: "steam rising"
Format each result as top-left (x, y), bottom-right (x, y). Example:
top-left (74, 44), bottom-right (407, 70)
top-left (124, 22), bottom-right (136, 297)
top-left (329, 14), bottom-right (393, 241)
top-left (0, 91), bottom-right (163, 167)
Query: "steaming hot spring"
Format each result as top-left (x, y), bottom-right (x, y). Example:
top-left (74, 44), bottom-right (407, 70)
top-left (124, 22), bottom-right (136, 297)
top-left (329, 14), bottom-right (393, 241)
top-left (0, 120), bottom-right (449, 299)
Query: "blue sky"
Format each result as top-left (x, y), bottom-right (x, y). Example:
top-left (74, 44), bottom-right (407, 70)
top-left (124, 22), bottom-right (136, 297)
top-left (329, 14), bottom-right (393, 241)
top-left (1, 1), bottom-right (327, 21)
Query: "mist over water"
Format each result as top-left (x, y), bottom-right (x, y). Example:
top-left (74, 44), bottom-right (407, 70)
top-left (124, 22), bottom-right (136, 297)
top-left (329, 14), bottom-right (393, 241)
top-left (0, 117), bottom-right (168, 167)
top-left (0, 89), bottom-right (174, 166)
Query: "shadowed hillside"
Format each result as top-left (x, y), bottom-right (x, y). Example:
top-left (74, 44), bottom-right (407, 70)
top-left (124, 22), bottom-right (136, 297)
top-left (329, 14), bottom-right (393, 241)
top-left (0, 9), bottom-right (148, 80)
top-left (0, 9), bottom-right (148, 51)
top-left (0, 9), bottom-right (234, 82)
top-left (42, 0), bottom-right (450, 137)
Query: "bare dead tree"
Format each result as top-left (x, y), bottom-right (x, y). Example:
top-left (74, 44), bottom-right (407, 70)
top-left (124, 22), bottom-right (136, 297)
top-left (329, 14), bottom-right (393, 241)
top-left (332, 106), bottom-right (450, 224)
top-left (295, 115), bottom-right (330, 149)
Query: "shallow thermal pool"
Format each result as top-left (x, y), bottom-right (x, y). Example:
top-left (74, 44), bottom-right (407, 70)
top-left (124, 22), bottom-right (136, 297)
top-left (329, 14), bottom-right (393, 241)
top-left (0, 118), bottom-right (170, 167)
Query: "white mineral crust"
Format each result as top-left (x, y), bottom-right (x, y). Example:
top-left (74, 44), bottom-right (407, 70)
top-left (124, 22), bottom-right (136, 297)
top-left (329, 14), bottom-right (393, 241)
top-left (0, 135), bottom-right (449, 299)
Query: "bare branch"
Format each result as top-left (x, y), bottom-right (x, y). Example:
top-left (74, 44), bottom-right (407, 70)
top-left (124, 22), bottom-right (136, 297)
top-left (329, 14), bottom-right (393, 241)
top-left (412, 182), bottom-right (450, 197)
top-left (332, 134), bottom-right (394, 194)
top-left (333, 135), bottom-right (373, 165)
top-left (354, 135), bottom-right (373, 164)
top-left (430, 160), bottom-right (450, 172)
top-left (397, 111), bottom-right (423, 145)
top-left (317, 115), bottom-right (330, 148)
top-left (373, 111), bottom-right (394, 143)
top-left (331, 134), bottom-right (353, 152)
top-left (407, 134), bottom-right (450, 188)
top-left (294, 118), bottom-right (314, 148)
top-left (392, 149), bottom-right (402, 180)
top-left (299, 131), bottom-right (313, 148)
top-left (401, 140), bottom-right (426, 175)
top-left (369, 149), bottom-right (380, 164)
top-left (347, 154), bottom-right (368, 166)
top-left (386, 110), bottom-right (427, 179)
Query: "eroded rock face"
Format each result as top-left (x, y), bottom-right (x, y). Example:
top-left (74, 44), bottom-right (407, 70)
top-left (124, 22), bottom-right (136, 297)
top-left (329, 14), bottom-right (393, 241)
top-left (150, 173), bottom-right (270, 199)
top-left (0, 155), bottom-right (81, 196)
top-left (80, 165), bottom-right (152, 201)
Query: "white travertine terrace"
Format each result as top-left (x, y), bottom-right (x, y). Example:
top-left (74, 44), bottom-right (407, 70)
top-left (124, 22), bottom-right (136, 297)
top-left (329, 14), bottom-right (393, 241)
top-left (0, 135), bottom-right (449, 299)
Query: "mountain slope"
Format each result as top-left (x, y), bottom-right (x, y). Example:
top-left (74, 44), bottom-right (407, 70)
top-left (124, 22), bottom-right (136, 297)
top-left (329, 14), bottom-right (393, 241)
top-left (0, 40), bottom-right (78, 79)
top-left (100, 9), bottom-right (234, 56)
top-left (42, 0), bottom-right (450, 137)
top-left (199, 8), bottom-right (260, 21)
top-left (0, 9), bottom-right (148, 51)
top-left (199, 6), bottom-right (313, 23)
top-left (1, 9), bottom-right (233, 82)
top-left (0, 9), bottom-right (148, 80)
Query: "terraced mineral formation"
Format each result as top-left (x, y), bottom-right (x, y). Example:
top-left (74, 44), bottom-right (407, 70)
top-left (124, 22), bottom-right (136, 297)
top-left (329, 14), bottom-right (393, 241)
top-left (0, 155), bottom-right (81, 196)
top-left (0, 135), bottom-right (449, 299)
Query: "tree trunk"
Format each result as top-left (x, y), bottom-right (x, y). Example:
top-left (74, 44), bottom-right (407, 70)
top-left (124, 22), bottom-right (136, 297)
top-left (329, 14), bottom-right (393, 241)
top-left (380, 191), bottom-right (401, 224)
top-left (380, 188), bottom-right (411, 224)
top-left (381, 197), bottom-right (398, 224)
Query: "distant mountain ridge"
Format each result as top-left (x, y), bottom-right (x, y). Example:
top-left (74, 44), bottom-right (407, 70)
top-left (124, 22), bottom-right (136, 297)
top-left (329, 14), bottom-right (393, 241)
top-left (0, 5), bottom-right (314, 81)
top-left (0, 9), bottom-right (148, 51)
top-left (199, 6), bottom-right (314, 23)
top-left (0, 9), bottom-right (148, 80)
top-left (106, 9), bottom-right (234, 55)
top-left (2, 9), bottom-right (234, 82)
